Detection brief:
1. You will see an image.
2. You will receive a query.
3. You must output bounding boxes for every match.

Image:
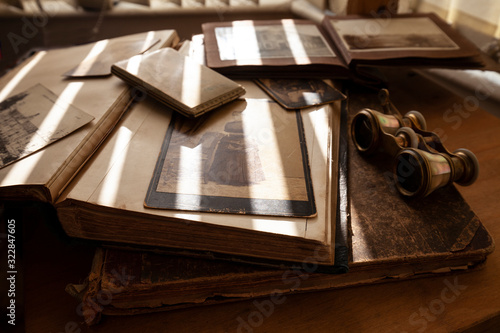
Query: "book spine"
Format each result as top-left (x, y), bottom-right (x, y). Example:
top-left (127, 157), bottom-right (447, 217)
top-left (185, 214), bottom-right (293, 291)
top-left (47, 87), bottom-right (134, 201)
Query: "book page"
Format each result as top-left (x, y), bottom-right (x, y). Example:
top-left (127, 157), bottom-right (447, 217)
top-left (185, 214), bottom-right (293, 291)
top-left (0, 49), bottom-right (127, 195)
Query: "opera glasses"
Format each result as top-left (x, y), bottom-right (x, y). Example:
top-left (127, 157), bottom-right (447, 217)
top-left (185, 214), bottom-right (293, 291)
top-left (351, 90), bottom-right (479, 198)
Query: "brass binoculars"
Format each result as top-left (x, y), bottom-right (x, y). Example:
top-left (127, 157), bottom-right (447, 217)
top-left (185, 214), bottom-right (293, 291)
top-left (351, 90), bottom-right (479, 198)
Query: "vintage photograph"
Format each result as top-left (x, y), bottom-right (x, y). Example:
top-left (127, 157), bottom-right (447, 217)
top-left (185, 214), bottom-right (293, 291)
top-left (145, 99), bottom-right (316, 217)
top-left (256, 78), bottom-right (346, 109)
top-left (330, 16), bottom-right (459, 51)
top-left (214, 22), bottom-right (336, 61)
top-left (0, 84), bottom-right (93, 168)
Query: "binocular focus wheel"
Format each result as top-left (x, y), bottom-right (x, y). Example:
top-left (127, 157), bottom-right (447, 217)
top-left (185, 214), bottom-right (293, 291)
top-left (454, 148), bottom-right (480, 186)
top-left (404, 110), bottom-right (427, 130)
top-left (395, 127), bottom-right (419, 149)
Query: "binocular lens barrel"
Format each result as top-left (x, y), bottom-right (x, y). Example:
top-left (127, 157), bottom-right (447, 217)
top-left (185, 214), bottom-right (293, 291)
top-left (395, 152), bottom-right (423, 195)
top-left (394, 149), bottom-right (452, 197)
top-left (352, 112), bottom-right (376, 152)
top-left (351, 109), bottom-right (404, 155)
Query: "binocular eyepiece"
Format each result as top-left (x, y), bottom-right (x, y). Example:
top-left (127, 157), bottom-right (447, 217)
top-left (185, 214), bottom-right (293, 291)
top-left (351, 108), bottom-right (425, 156)
top-left (394, 147), bottom-right (479, 197)
top-left (351, 107), bottom-right (479, 198)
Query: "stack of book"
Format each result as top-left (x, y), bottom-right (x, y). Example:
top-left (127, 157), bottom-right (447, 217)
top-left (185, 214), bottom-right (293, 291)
top-left (0, 12), bottom-right (493, 326)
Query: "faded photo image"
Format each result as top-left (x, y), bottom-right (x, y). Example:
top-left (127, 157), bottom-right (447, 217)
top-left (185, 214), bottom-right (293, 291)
top-left (155, 99), bottom-right (309, 200)
top-left (157, 107), bottom-right (266, 189)
top-left (0, 84), bottom-right (93, 168)
top-left (146, 98), bottom-right (316, 216)
top-left (331, 17), bottom-right (459, 51)
top-left (215, 22), bottom-right (336, 61)
top-left (256, 78), bottom-right (346, 109)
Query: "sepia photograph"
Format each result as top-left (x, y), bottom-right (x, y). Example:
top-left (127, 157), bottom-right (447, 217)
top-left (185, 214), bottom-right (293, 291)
top-left (214, 22), bottom-right (336, 62)
top-left (0, 84), bottom-right (93, 168)
top-left (330, 16), bottom-right (459, 51)
top-left (256, 78), bottom-right (346, 109)
top-left (146, 98), bottom-right (316, 217)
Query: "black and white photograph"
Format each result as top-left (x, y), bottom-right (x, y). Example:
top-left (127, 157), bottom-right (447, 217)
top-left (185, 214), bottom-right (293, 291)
top-left (330, 16), bottom-right (459, 51)
top-left (145, 98), bottom-right (316, 217)
top-left (0, 84), bottom-right (93, 168)
top-left (255, 78), bottom-right (346, 109)
top-left (214, 21), bottom-right (336, 62)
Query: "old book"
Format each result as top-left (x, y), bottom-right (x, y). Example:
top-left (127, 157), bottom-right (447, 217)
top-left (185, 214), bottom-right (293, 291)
top-left (68, 86), bottom-right (494, 325)
top-left (55, 79), bottom-right (341, 265)
top-left (202, 13), bottom-right (483, 79)
top-left (70, 217), bottom-right (492, 325)
top-left (111, 48), bottom-right (246, 118)
top-left (0, 29), bottom-right (180, 202)
top-left (69, 122), bottom-right (350, 324)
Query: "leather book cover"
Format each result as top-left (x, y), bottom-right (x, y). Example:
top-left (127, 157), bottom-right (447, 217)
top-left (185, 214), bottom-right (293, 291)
top-left (111, 48), bottom-right (246, 118)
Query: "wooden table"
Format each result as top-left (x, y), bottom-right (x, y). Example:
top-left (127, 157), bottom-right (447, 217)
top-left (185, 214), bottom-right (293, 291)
top-left (11, 69), bottom-right (500, 333)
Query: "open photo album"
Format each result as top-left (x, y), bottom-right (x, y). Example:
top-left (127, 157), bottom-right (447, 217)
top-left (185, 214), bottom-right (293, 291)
top-left (202, 13), bottom-right (483, 78)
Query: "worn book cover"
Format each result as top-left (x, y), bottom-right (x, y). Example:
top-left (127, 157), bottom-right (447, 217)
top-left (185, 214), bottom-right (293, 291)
top-left (111, 48), bottom-right (246, 118)
top-left (203, 19), bottom-right (351, 79)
